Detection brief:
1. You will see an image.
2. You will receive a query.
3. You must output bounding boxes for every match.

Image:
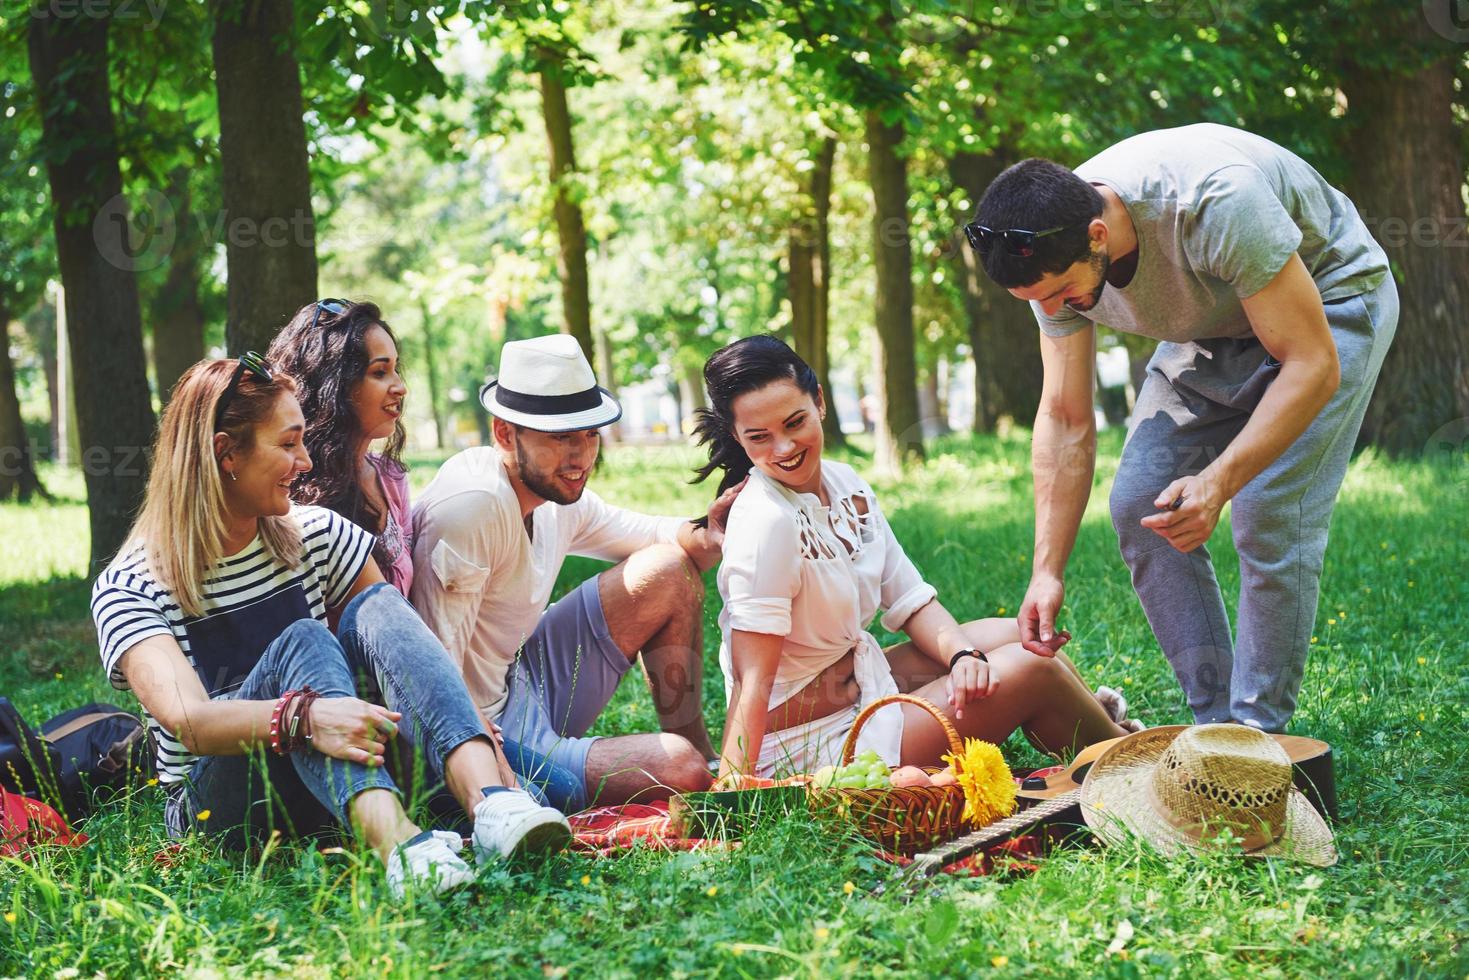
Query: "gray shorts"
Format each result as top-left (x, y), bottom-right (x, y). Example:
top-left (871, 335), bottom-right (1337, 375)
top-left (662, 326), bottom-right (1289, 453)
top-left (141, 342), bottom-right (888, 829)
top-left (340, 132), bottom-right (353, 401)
top-left (499, 576), bottom-right (631, 811)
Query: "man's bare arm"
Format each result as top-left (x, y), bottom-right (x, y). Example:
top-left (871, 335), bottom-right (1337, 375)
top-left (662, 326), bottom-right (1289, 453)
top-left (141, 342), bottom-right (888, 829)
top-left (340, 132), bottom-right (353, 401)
top-left (1020, 324), bottom-right (1097, 655)
top-left (1141, 255), bottom-right (1339, 553)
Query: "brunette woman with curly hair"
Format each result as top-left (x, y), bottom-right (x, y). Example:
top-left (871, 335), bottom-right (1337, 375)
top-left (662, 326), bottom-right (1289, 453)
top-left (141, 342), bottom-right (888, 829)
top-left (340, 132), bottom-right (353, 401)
top-left (267, 299), bottom-right (414, 595)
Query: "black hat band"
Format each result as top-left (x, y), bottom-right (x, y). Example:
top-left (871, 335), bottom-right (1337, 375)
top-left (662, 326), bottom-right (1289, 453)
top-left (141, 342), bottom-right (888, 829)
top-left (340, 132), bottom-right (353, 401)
top-left (490, 382), bottom-right (604, 416)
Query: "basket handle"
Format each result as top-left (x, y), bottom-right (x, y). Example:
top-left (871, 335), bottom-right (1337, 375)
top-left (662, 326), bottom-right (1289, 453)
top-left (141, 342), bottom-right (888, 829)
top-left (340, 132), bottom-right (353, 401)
top-left (839, 693), bottom-right (964, 771)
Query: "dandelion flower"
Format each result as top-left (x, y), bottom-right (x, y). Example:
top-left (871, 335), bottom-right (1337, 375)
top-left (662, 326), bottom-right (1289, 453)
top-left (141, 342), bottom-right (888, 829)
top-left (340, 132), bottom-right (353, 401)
top-left (147, 778), bottom-right (159, 787)
top-left (195, 809), bottom-right (211, 822)
top-left (2, 912), bottom-right (14, 925)
top-left (1417, 657), bottom-right (1426, 666)
top-left (992, 955), bottom-right (1009, 968)
top-left (580, 875), bottom-right (591, 886)
top-left (843, 881), bottom-right (855, 895)
top-left (706, 886), bottom-right (718, 897)
top-left (815, 927), bottom-right (830, 939)
top-left (942, 738), bottom-right (1016, 827)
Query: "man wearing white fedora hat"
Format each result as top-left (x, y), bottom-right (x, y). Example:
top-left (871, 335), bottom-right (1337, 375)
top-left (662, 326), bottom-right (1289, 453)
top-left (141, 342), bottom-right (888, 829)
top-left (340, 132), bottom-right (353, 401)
top-left (410, 334), bottom-right (735, 811)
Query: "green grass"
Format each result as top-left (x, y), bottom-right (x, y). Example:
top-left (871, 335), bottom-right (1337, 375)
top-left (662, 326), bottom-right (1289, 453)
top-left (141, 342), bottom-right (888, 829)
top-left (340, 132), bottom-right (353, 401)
top-left (2, 433), bottom-right (1465, 977)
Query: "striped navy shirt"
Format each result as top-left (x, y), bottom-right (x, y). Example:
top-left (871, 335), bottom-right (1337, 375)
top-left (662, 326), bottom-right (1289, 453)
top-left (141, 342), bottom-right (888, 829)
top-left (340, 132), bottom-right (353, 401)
top-left (91, 506), bottom-right (373, 784)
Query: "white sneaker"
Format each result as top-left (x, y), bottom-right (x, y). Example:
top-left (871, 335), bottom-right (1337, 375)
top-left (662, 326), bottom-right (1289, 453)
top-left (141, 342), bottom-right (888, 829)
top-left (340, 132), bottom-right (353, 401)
top-left (471, 789), bottom-right (571, 865)
top-left (386, 830), bottom-right (476, 900)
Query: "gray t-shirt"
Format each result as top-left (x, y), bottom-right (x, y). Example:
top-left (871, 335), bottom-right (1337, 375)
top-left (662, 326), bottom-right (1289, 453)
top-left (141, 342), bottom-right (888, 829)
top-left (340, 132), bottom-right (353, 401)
top-left (1036, 124), bottom-right (1388, 342)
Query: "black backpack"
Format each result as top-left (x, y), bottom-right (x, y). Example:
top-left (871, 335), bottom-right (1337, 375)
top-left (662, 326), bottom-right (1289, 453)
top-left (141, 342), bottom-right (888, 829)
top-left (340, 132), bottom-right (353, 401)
top-left (0, 697), bottom-right (151, 821)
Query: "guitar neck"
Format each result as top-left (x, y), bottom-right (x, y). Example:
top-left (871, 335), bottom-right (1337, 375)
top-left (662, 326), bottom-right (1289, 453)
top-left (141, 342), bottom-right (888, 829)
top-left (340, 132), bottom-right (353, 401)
top-left (902, 790), bottom-right (1081, 881)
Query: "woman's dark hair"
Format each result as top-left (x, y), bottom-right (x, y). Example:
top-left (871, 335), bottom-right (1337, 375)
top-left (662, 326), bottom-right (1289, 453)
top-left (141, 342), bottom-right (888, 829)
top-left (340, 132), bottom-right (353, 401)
top-left (972, 158), bottom-right (1104, 289)
top-left (266, 299), bottom-right (405, 570)
top-left (690, 335), bottom-right (821, 514)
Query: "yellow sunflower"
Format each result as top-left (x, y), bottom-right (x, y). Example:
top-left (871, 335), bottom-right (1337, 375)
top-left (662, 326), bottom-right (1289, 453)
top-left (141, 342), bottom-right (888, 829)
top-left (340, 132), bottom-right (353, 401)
top-left (942, 738), bottom-right (1017, 827)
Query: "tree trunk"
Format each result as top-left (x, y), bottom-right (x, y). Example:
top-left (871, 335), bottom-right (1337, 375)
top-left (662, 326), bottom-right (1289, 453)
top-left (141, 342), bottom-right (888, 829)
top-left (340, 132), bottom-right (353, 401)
top-left (0, 313), bottom-right (51, 502)
top-left (213, 0), bottom-right (317, 355)
top-left (854, 368), bottom-right (875, 433)
top-left (594, 326), bottom-right (621, 443)
top-left (539, 63), bottom-right (596, 364)
top-left (21, 297), bottom-right (58, 458)
top-left (948, 150), bottom-right (1045, 433)
top-left (679, 358), bottom-right (707, 419)
top-left (920, 364), bottom-right (951, 437)
top-left (29, 10), bottom-right (155, 568)
top-left (418, 300), bottom-right (446, 451)
top-left (789, 136), bottom-right (845, 448)
top-left (865, 110), bottom-right (924, 470)
top-left (1341, 39), bottom-right (1469, 455)
top-left (151, 167), bottom-right (206, 403)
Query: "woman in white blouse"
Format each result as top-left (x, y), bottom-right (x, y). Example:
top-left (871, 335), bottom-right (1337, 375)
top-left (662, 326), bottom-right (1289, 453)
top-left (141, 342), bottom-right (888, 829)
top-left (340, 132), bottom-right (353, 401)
top-left (693, 336), bottom-right (1129, 781)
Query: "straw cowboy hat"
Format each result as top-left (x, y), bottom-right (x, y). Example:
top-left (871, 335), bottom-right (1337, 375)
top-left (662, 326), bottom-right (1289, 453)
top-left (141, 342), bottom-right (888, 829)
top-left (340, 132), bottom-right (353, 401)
top-left (1080, 724), bottom-right (1337, 867)
top-left (479, 334), bottom-right (622, 432)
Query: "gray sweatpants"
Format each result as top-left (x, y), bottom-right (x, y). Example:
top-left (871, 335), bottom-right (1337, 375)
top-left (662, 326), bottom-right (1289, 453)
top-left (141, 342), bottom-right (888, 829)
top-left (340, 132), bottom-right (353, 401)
top-left (1109, 277), bottom-right (1398, 732)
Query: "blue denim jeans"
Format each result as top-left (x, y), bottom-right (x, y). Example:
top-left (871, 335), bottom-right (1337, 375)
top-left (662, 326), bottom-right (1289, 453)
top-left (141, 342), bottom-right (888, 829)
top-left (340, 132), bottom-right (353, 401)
top-left (170, 584), bottom-right (488, 846)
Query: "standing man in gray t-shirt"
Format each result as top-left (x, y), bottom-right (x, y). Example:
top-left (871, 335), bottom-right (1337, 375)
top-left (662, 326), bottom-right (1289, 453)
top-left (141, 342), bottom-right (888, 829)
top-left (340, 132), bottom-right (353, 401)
top-left (966, 123), bottom-right (1397, 732)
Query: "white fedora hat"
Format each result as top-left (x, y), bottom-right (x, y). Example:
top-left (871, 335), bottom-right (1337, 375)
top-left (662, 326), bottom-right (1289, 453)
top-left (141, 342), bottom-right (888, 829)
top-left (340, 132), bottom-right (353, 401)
top-left (479, 334), bottom-right (621, 432)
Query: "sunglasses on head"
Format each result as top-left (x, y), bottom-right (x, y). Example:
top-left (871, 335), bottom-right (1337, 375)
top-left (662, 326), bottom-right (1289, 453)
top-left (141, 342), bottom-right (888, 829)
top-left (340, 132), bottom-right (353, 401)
top-left (309, 298), bottom-right (349, 331)
top-left (214, 350), bottom-right (273, 435)
top-left (963, 223), bottom-right (1072, 257)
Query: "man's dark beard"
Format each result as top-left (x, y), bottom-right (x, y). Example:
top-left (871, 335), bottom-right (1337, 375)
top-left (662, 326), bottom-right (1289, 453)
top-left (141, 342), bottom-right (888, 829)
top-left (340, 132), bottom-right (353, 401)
top-left (1065, 248), bottom-right (1110, 312)
top-left (514, 431), bottom-right (585, 505)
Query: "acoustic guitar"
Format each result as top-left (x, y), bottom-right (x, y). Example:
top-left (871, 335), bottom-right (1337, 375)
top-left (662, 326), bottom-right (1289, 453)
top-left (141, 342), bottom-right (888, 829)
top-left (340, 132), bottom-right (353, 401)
top-left (1015, 731), bottom-right (1335, 820)
top-left (883, 731), bottom-right (1335, 897)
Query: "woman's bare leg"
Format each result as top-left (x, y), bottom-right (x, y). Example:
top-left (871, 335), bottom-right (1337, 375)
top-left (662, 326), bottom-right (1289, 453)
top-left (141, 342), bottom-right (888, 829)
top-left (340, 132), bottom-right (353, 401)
top-left (886, 617), bottom-right (1023, 692)
top-left (897, 642), bottom-right (1125, 767)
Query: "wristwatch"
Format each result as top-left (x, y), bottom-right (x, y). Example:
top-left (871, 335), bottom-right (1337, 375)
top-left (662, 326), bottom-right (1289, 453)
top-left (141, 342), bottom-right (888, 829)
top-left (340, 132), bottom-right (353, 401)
top-left (949, 649), bottom-right (989, 671)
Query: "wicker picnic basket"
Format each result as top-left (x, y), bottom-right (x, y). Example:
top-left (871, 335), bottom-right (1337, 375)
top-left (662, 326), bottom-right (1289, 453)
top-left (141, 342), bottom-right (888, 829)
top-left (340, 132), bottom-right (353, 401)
top-left (807, 693), bottom-right (969, 855)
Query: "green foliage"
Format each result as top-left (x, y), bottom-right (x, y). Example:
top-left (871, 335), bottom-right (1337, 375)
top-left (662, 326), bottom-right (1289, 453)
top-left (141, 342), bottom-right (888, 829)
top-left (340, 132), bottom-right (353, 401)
top-left (2, 444), bottom-right (1467, 976)
top-left (0, 74), bottom-right (54, 321)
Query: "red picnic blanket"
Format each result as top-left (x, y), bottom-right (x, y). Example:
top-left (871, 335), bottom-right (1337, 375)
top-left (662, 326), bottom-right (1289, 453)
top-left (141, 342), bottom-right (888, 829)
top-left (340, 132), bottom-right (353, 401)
top-left (567, 798), bottom-right (1051, 877)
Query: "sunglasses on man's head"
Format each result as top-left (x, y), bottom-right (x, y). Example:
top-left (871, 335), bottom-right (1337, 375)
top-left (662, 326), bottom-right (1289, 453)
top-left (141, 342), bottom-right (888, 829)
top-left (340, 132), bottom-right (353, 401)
top-left (309, 298), bottom-right (349, 332)
top-left (213, 350), bottom-right (273, 434)
top-left (963, 223), bottom-right (1071, 257)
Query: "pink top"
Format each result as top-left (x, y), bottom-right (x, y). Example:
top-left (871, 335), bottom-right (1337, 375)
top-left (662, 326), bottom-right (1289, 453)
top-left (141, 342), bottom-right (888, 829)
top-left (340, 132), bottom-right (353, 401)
top-left (367, 454), bottom-right (414, 598)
